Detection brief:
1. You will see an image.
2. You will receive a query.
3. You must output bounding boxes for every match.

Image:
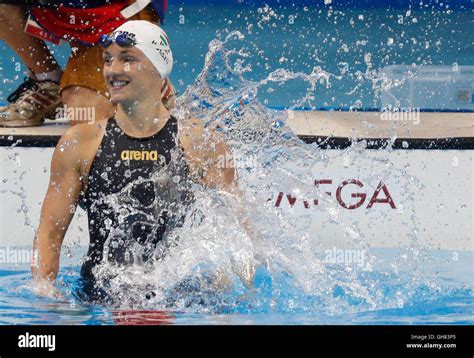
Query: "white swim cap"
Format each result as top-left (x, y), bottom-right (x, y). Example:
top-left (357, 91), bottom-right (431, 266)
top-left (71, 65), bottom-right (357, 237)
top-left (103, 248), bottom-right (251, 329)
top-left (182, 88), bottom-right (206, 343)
top-left (111, 20), bottom-right (173, 78)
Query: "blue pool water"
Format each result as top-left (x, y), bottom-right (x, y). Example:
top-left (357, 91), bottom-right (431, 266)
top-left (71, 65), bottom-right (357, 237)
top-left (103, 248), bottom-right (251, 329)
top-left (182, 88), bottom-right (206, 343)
top-left (0, 248), bottom-right (472, 324)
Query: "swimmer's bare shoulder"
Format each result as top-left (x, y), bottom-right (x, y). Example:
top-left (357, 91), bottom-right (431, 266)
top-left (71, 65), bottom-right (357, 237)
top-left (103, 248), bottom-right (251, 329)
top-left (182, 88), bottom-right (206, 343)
top-left (178, 116), bottom-right (205, 140)
top-left (179, 116), bottom-right (235, 189)
top-left (55, 119), bottom-right (107, 171)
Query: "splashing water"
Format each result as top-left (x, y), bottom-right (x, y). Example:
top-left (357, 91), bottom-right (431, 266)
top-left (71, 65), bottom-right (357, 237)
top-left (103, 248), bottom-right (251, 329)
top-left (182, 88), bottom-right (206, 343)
top-left (64, 31), bottom-right (471, 318)
top-left (0, 3), bottom-right (470, 325)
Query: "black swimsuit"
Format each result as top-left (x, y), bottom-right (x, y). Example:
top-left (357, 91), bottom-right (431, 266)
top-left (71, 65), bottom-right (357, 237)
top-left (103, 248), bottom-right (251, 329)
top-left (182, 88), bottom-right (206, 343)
top-left (79, 116), bottom-right (191, 301)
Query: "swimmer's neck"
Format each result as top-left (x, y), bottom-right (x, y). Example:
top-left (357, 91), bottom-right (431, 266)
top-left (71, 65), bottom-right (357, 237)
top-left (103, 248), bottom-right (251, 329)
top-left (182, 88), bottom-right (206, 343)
top-left (114, 97), bottom-right (170, 138)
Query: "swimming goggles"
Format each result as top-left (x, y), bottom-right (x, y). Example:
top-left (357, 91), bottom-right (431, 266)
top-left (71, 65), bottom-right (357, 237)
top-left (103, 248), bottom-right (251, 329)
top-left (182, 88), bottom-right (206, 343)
top-left (99, 31), bottom-right (137, 48)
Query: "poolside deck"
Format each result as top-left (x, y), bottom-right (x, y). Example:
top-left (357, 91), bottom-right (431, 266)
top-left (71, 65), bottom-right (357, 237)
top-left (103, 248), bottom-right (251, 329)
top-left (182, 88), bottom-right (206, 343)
top-left (0, 110), bottom-right (473, 149)
top-left (288, 110), bottom-right (474, 139)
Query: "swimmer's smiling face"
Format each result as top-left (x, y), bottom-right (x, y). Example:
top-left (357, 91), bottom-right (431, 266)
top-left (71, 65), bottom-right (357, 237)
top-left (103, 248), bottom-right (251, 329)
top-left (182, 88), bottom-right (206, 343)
top-left (103, 43), bottom-right (162, 105)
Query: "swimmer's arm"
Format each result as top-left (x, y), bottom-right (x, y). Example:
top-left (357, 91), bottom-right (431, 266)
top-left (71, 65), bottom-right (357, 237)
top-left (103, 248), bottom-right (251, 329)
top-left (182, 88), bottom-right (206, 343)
top-left (182, 122), bottom-right (259, 288)
top-left (32, 130), bottom-right (83, 295)
top-left (210, 170), bottom-right (259, 289)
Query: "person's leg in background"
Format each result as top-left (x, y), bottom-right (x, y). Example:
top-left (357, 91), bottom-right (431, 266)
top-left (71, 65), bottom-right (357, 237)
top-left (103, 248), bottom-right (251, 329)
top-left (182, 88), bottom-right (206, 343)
top-left (59, 44), bottom-right (115, 125)
top-left (0, 4), bottom-right (62, 127)
top-left (0, 4), bottom-right (61, 75)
